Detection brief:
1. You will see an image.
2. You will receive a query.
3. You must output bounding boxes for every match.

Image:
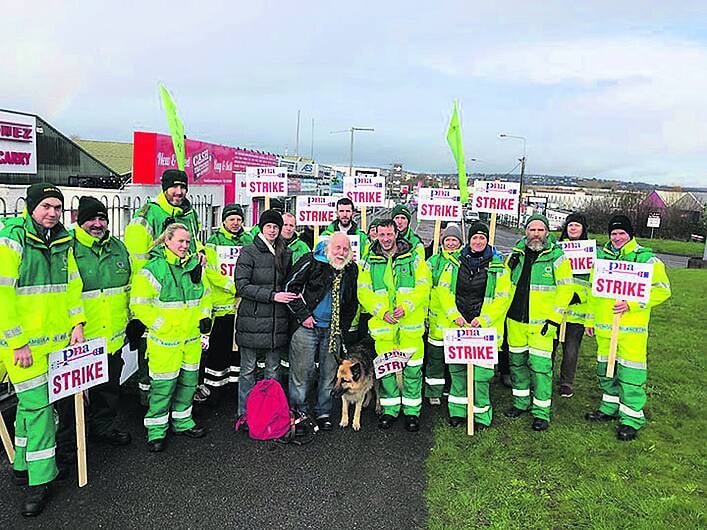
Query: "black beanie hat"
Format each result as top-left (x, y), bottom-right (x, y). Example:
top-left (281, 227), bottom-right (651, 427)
top-left (560, 212), bottom-right (588, 240)
top-left (608, 214), bottom-right (634, 239)
top-left (258, 209), bottom-right (283, 230)
top-left (77, 196), bottom-right (108, 225)
top-left (161, 169), bottom-right (189, 192)
top-left (467, 221), bottom-right (490, 240)
top-left (222, 204), bottom-right (244, 222)
top-left (26, 182), bottom-right (64, 214)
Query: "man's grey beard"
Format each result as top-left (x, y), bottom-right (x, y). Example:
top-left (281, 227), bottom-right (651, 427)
top-left (527, 237), bottom-right (546, 252)
top-left (327, 250), bottom-right (352, 270)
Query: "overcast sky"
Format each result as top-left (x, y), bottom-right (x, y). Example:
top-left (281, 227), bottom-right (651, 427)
top-left (5, 1), bottom-right (707, 186)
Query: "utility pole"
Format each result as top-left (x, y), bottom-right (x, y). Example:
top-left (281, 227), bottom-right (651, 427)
top-left (500, 133), bottom-right (527, 228)
top-left (295, 109), bottom-right (301, 156)
top-left (331, 127), bottom-right (374, 177)
top-left (310, 118), bottom-right (314, 160)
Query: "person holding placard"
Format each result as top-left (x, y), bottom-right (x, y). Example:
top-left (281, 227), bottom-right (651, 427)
top-left (440, 222), bottom-right (511, 429)
top-left (503, 214), bottom-right (574, 431)
top-left (0, 183), bottom-right (86, 516)
top-left (391, 204), bottom-right (426, 260)
top-left (425, 223), bottom-right (463, 405)
top-left (129, 223), bottom-right (212, 452)
top-left (584, 215), bottom-right (671, 441)
top-left (553, 213), bottom-right (591, 398)
top-left (358, 220), bottom-right (431, 432)
top-left (198, 204), bottom-right (254, 405)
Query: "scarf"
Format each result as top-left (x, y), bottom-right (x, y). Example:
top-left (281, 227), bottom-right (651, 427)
top-left (327, 269), bottom-right (344, 358)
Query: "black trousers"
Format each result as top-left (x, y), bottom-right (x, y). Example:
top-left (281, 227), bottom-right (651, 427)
top-left (203, 314), bottom-right (240, 390)
top-left (552, 322), bottom-right (584, 387)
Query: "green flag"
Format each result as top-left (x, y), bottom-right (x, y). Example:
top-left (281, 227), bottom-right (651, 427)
top-left (446, 100), bottom-right (468, 204)
top-left (159, 84), bottom-right (186, 170)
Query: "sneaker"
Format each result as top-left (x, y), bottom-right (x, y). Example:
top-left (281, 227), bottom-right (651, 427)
top-left (428, 397), bottom-right (441, 406)
top-left (560, 385), bottom-right (574, 398)
top-left (192, 384), bottom-right (211, 404)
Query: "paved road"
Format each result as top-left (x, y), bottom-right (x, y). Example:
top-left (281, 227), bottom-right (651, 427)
top-left (1, 393), bottom-right (433, 528)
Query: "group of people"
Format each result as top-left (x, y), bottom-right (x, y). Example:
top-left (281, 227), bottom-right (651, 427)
top-left (0, 170), bottom-right (671, 516)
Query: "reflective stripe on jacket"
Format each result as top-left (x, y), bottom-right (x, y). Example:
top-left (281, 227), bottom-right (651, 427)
top-left (205, 226), bottom-right (254, 317)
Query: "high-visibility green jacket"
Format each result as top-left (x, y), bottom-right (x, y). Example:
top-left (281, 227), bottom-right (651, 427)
top-left (322, 220), bottom-right (367, 259)
top-left (0, 214), bottom-right (85, 383)
top-left (124, 192), bottom-right (202, 271)
top-left (205, 226), bottom-right (254, 317)
top-left (358, 238), bottom-right (431, 357)
top-left (426, 248), bottom-right (461, 336)
top-left (287, 235), bottom-right (311, 264)
top-left (399, 226), bottom-right (426, 260)
top-left (72, 226), bottom-right (131, 354)
top-left (129, 246), bottom-right (211, 359)
top-left (586, 238), bottom-right (671, 364)
top-left (505, 237), bottom-right (575, 333)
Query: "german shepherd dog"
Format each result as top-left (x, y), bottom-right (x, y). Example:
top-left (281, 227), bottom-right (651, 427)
top-left (331, 338), bottom-right (378, 431)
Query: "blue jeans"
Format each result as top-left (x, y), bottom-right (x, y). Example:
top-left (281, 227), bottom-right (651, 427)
top-left (288, 326), bottom-right (337, 418)
top-left (238, 347), bottom-right (281, 416)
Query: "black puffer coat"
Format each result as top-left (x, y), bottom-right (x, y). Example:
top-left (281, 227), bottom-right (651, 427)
top-left (235, 235), bottom-right (292, 350)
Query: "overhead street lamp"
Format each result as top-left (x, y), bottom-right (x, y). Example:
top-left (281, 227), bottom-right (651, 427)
top-left (499, 133), bottom-right (527, 227)
top-left (331, 127), bottom-right (375, 177)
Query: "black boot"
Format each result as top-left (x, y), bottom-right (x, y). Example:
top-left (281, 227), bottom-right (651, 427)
top-left (585, 410), bottom-right (618, 422)
top-left (504, 407), bottom-right (527, 418)
top-left (531, 418), bottom-right (549, 431)
top-left (22, 484), bottom-right (49, 517)
top-left (404, 415), bottom-right (420, 432)
top-left (378, 414), bottom-right (397, 430)
top-left (617, 424), bottom-right (638, 441)
top-left (448, 416), bottom-right (465, 427)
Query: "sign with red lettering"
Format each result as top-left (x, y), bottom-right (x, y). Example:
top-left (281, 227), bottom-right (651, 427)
top-left (245, 166), bottom-right (288, 197)
top-left (295, 196), bottom-right (337, 226)
top-left (48, 338), bottom-right (108, 403)
top-left (417, 188), bottom-right (462, 221)
top-left (471, 180), bottom-right (520, 214)
top-left (216, 245), bottom-right (243, 278)
top-left (373, 349), bottom-right (414, 379)
top-left (343, 176), bottom-right (386, 207)
top-left (591, 259), bottom-right (653, 305)
top-left (0, 110), bottom-right (37, 175)
top-left (443, 328), bottom-right (498, 366)
top-left (558, 240), bottom-right (596, 275)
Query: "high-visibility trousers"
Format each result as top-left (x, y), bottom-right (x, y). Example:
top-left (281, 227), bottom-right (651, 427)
top-left (374, 337), bottom-right (424, 417)
top-left (447, 364), bottom-right (494, 426)
top-left (424, 342), bottom-right (446, 398)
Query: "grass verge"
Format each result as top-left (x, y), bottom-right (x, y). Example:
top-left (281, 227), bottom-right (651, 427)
top-left (586, 233), bottom-right (704, 257)
top-left (426, 269), bottom-right (707, 529)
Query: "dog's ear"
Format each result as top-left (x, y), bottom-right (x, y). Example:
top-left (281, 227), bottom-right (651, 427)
top-left (351, 362), bottom-right (361, 381)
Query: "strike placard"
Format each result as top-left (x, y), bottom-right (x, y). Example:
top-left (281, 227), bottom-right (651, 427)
top-left (558, 240), bottom-right (596, 275)
top-left (245, 166), bottom-right (288, 197)
top-left (48, 338), bottom-right (108, 403)
top-left (295, 195), bottom-right (337, 226)
top-left (417, 188), bottom-right (462, 221)
top-left (216, 245), bottom-right (243, 278)
top-left (373, 350), bottom-right (414, 379)
top-left (343, 176), bottom-right (386, 207)
top-left (592, 259), bottom-right (653, 305)
top-left (472, 180), bottom-right (520, 214)
top-left (443, 328), bottom-right (498, 365)
top-left (348, 234), bottom-right (361, 262)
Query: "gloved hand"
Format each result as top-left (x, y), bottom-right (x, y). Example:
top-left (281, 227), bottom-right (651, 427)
top-left (190, 265), bottom-right (203, 284)
top-left (126, 319), bottom-right (146, 349)
top-left (540, 319), bottom-right (561, 336)
top-left (199, 318), bottom-right (212, 335)
top-left (507, 253), bottom-right (520, 271)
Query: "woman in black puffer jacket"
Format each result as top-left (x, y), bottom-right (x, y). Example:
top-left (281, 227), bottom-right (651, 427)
top-left (235, 209), bottom-right (295, 417)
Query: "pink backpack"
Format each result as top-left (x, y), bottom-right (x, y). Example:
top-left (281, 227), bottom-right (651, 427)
top-left (236, 379), bottom-right (292, 440)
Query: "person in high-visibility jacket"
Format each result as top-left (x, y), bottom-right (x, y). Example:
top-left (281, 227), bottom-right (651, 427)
top-left (124, 169), bottom-right (204, 402)
top-left (201, 204), bottom-right (253, 404)
top-left (503, 214), bottom-right (574, 431)
top-left (358, 219), bottom-right (431, 432)
top-left (129, 223), bottom-right (212, 452)
top-left (0, 183), bottom-right (85, 517)
top-left (585, 214), bottom-right (671, 441)
top-left (434, 222), bottom-right (512, 429)
top-left (281, 212), bottom-right (311, 264)
top-left (391, 204), bottom-right (426, 260)
top-left (424, 223), bottom-right (463, 405)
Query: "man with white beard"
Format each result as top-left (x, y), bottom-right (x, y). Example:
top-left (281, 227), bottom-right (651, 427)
top-left (502, 214), bottom-right (574, 431)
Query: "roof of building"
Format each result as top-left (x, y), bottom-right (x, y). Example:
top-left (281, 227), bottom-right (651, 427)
top-left (74, 139), bottom-right (133, 176)
top-left (672, 192), bottom-right (705, 212)
top-left (654, 190), bottom-right (685, 206)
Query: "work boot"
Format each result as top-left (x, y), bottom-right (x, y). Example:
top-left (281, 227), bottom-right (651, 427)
top-left (404, 415), bottom-right (420, 432)
top-left (504, 406), bottom-right (527, 418)
top-left (377, 414), bottom-right (396, 430)
top-left (147, 438), bottom-right (167, 452)
top-left (475, 423), bottom-right (489, 432)
top-left (585, 410), bottom-right (618, 422)
top-left (173, 425), bottom-right (207, 439)
top-left (21, 484), bottom-right (49, 517)
top-left (531, 418), bottom-right (549, 431)
top-left (617, 424), bottom-right (638, 441)
top-left (90, 429), bottom-right (132, 446)
top-left (448, 416), bottom-right (465, 428)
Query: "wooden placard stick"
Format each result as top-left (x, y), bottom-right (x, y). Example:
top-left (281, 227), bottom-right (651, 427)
top-left (488, 212), bottom-right (497, 246)
top-left (432, 219), bottom-right (442, 255)
top-left (264, 196), bottom-right (270, 211)
top-left (361, 207), bottom-right (367, 233)
top-left (314, 225), bottom-right (320, 247)
top-left (606, 312), bottom-right (621, 378)
top-left (75, 392), bottom-right (88, 487)
top-left (559, 314), bottom-right (567, 343)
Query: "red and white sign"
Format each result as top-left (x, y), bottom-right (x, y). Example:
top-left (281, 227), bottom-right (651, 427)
top-left (472, 180), bottom-right (520, 214)
top-left (373, 349), bottom-right (414, 379)
top-left (417, 188), bottom-right (462, 221)
top-left (592, 259), bottom-right (653, 305)
top-left (0, 110), bottom-right (37, 174)
top-left (48, 338), bottom-right (108, 403)
top-left (216, 245), bottom-right (243, 278)
top-left (443, 328), bottom-right (498, 365)
top-left (295, 195), bottom-right (337, 225)
top-left (558, 240), bottom-right (596, 275)
top-left (343, 176), bottom-right (386, 207)
top-left (245, 166), bottom-right (288, 197)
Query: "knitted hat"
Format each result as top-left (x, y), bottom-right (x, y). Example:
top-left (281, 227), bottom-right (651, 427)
top-left (161, 169), bottom-right (189, 192)
top-left (467, 221), bottom-right (490, 240)
top-left (608, 214), bottom-right (634, 238)
top-left (222, 203), bottom-right (244, 222)
top-left (525, 213), bottom-right (549, 229)
top-left (391, 204), bottom-right (411, 222)
top-left (441, 223), bottom-right (463, 245)
top-left (77, 196), bottom-right (108, 225)
top-left (561, 212), bottom-right (588, 240)
top-left (26, 182), bottom-right (64, 214)
top-left (258, 209), bottom-right (283, 230)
